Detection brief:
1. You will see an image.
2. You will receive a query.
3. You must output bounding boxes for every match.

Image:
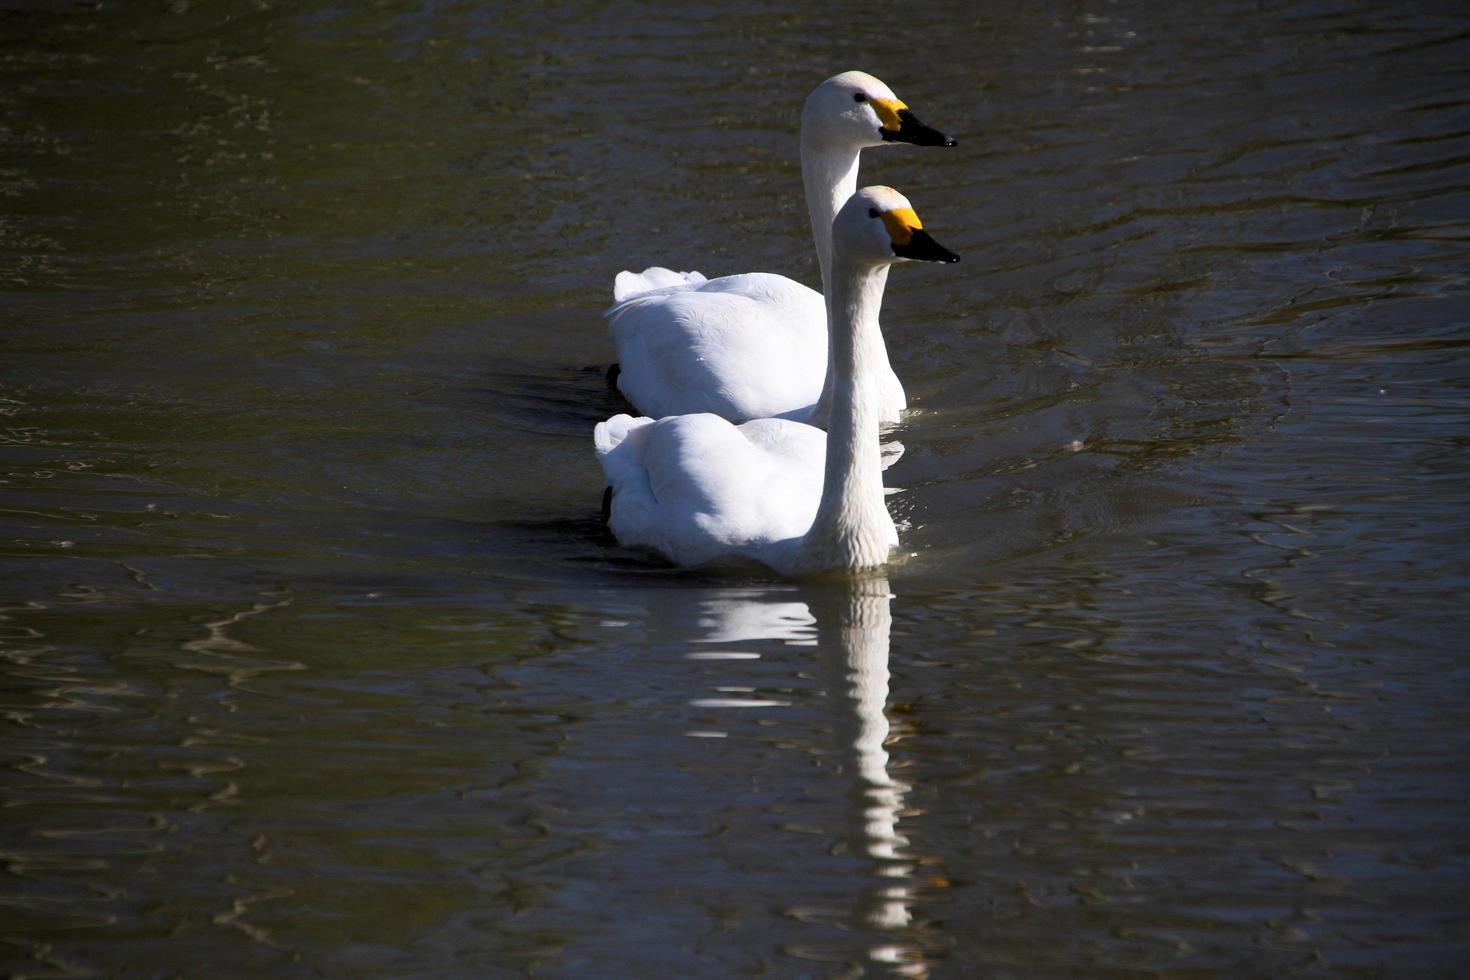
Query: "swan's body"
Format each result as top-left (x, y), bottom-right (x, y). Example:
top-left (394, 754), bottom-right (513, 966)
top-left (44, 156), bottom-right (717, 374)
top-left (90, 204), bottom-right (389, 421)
top-left (607, 71), bottom-right (953, 426)
top-left (608, 273), bottom-right (827, 421)
top-left (595, 411), bottom-right (837, 569)
top-left (596, 187), bottom-right (959, 576)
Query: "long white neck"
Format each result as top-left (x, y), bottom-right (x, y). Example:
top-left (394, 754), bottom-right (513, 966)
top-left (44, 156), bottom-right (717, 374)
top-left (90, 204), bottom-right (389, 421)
top-left (801, 134), bottom-right (901, 427)
top-left (797, 258), bottom-right (893, 572)
top-left (801, 136), bottom-right (861, 296)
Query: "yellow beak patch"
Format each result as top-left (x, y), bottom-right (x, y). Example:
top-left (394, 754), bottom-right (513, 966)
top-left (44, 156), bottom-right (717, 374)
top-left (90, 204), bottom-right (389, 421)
top-left (871, 97), bottom-right (908, 133)
top-left (880, 207), bottom-right (923, 246)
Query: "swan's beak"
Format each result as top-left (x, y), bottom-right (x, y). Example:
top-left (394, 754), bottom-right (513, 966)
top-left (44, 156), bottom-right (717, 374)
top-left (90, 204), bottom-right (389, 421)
top-left (882, 207), bottom-right (961, 263)
top-left (894, 228), bottom-right (960, 263)
top-left (875, 99), bottom-right (957, 148)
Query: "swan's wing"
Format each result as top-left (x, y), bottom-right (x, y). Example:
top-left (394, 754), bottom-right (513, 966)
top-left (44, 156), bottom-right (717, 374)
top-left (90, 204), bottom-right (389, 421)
top-left (607, 273), bottom-right (828, 422)
top-left (745, 417), bottom-right (897, 550)
top-left (596, 412), bottom-right (825, 568)
top-left (737, 417), bottom-right (826, 472)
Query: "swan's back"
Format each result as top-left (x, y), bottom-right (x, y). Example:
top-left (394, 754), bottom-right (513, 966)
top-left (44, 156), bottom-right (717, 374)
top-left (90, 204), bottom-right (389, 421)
top-left (595, 412), bottom-right (826, 569)
top-left (606, 272), bottom-right (828, 422)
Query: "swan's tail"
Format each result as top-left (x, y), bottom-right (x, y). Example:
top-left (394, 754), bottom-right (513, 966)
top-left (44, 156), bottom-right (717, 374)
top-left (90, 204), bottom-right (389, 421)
top-left (594, 413), bottom-right (655, 470)
top-left (611, 267), bottom-right (707, 304)
top-left (594, 414), bottom-right (660, 545)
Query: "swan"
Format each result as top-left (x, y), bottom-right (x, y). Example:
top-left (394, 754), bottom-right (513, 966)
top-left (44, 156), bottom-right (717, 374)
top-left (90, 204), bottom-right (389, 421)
top-left (606, 71), bottom-right (954, 426)
top-left (595, 186), bottom-right (959, 576)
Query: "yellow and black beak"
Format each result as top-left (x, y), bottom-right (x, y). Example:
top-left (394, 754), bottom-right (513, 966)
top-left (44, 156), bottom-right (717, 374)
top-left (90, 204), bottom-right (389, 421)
top-left (872, 97), bottom-right (957, 148)
top-left (881, 207), bottom-right (961, 263)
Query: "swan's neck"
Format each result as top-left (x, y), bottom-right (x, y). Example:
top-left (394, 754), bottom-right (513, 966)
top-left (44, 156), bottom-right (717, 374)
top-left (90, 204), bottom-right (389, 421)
top-left (801, 135), bottom-right (901, 427)
top-left (799, 261), bottom-right (893, 572)
top-left (800, 139), bottom-right (861, 296)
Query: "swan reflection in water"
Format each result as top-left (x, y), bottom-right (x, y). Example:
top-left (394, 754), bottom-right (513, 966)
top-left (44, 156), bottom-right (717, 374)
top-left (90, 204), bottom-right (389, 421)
top-left (683, 574), bottom-right (937, 976)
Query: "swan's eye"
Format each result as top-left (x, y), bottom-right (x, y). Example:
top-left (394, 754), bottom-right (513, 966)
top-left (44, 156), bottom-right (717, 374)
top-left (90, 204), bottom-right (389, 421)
top-left (853, 93), bottom-right (866, 103)
top-left (868, 208), bottom-right (879, 218)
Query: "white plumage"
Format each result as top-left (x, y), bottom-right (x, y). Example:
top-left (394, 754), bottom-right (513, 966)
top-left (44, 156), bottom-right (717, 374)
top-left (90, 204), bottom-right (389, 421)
top-left (595, 411), bottom-right (829, 569)
top-left (608, 274), bottom-right (828, 421)
top-left (606, 71), bottom-right (954, 426)
top-left (596, 187), bottom-right (959, 576)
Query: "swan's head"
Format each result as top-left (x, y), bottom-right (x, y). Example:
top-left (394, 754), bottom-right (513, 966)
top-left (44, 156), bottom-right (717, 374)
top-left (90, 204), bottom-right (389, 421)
top-left (834, 186), bottom-right (961, 266)
top-left (803, 70), bottom-right (956, 150)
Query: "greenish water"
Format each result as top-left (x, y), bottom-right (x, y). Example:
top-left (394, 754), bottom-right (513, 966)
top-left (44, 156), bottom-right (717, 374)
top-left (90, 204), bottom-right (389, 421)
top-left (3, 1), bottom-right (1469, 975)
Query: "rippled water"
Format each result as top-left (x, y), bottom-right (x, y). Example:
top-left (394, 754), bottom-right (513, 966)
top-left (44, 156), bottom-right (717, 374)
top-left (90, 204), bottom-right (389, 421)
top-left (3, 1), bottom-right (1468, 975)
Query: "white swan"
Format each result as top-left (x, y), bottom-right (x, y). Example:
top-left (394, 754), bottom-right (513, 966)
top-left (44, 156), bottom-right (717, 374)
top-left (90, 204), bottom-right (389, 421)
top-left (606, 71), bottom-right (955, 425)
top-left (595, 187), bottom-right (959, 576)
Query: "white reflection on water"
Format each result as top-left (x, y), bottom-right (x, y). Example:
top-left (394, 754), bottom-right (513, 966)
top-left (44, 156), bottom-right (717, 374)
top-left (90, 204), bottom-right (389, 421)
top-left (690, 594), bottom-right (817, 644)
top-left (683, 576), bottom-right (931, 975)
top-left (821, 579), bottom-right (914, 931)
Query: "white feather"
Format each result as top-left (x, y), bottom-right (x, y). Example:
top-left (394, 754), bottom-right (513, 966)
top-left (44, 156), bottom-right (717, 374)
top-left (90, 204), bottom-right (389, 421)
top-left (606, 71), bottom-right (935, 426)
top-left (608, 273), bottom-right (828, 422)
top-left (596, 411), bottom-right (829, 570)
top-left (596, 187), bottom-right (947, 576)
top-left (611, 267), bottom-right (707, 303)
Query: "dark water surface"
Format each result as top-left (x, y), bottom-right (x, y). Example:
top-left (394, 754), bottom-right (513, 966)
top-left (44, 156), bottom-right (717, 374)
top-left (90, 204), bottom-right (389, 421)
top-left (4, 0), bottom-right (1469, 975)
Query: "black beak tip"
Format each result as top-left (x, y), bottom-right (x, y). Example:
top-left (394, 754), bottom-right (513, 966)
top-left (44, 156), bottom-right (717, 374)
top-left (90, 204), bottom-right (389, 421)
top-left (893, 230), bottom-right (961, 264)
top-left (884, 109), bottom-right (958, 148)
